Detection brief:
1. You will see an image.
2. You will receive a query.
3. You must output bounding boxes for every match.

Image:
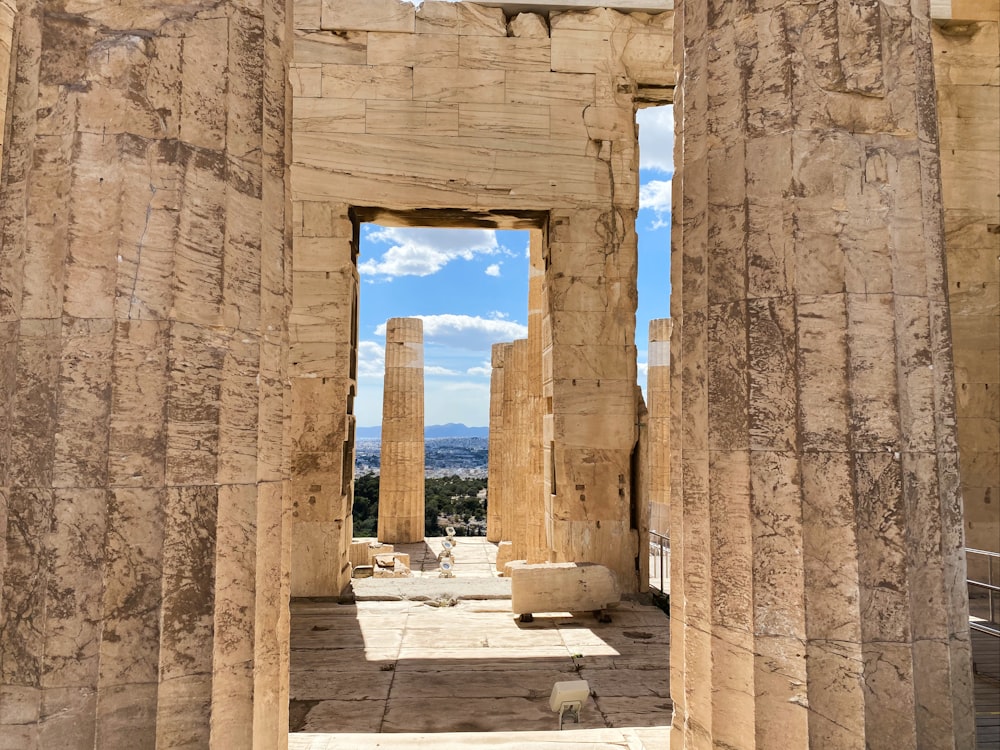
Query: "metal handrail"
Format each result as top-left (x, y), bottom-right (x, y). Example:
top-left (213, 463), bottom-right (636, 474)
top-left (649, 530), bottom-right (669, 595)
top-left (966, 547), bottom-right (999, 637)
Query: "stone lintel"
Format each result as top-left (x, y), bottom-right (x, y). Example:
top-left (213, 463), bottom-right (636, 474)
top-left (474, 1), bottom-right (674, 14)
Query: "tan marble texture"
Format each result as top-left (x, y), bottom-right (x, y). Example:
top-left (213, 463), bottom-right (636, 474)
top-left (378, 318), bottom-right (425, 544)
top-left (932, 15), bottom-right (1000, 568)
top-left (670, 0), bottom-right (980, 744)
top-left (0, 0), bottom-right (994, 747)
top-left (647, 319), bottom-right (672, 536)
top-left (486, 342), bottom-right (508, 543)
top-left (0, 0), bottom-right (292, 747)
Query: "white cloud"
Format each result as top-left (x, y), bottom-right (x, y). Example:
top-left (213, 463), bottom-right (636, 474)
top-left (485, 263), bottom-right (501, 277)
top-left (376, 314), bottom-right (527, 351)
top-left (466, 363), bottom-right (492, 377)
top-left (357, 341), bottom-right (385, 379)
top-left (639, 179), bottom-right (673, 229)
top-left (637, 361), bottom-right (648, 379)
top-left (426, 365), bottom-right (460, 376)
top-left (359, 227), bottom-right (501, 278)
top-left (637, 105), bottom-right (674, 174)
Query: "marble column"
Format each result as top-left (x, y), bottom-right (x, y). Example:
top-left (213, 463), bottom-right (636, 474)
top-left (525, 230), bottom-right (548, 563)
top-left (0, 0), bottom-right (292, 747)
top-left (377, 317), bottom-right (425, 544)
top-left (671, 0), bottom-right (976, 743)
top-left (486, 342), bottom-right (507, 543)
top-left (647, 318), bottom-right (673, 535)
top-left (498, 341), bottom-right (517, 551)
top-left (506, 339), bottom-right (531, 561)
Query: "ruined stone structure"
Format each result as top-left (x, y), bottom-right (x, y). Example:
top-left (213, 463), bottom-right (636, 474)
top-left (647, 318), bottom-right (671, 534)
top-left (377, 317), bottom-right (425, 544)
top-left (486, 341), bottom-right (507, 542)
top-left (932, 12), bottom-right (1000, 563)
top-left (0, 0), bottom-right (996, 747)
top-left (290, 0), bottom-right (671, 592)
top-left (0, 0), bottom-right (292, 745)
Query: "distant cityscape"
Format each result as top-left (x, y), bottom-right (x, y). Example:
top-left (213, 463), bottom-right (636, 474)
top-left (355, 425), bottom-right (489, 478)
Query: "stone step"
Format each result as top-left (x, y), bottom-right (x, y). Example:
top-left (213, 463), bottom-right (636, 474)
top-left (289, 727), bottom-right (669, 750)
top-left (350, 575), bottom-right (512, 602)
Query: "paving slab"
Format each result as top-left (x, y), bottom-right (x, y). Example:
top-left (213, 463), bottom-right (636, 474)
top-left (290, 594), bottom-right (672, 736)
top-left (289, 727), bottom-right (671, 749)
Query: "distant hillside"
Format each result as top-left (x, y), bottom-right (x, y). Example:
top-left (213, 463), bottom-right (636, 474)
top-left (426, 423), bottom-right (488, 439)
top-left (355, 423), bottom-right (488, 439)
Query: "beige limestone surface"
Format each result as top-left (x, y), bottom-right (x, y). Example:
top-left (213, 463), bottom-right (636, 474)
top-left (291, 0), bottom-right (674, 591)
top-left (288, 593), bottom-right (671, 734)
top-left (1, 0), bottom-right (997, 747)
top-left (509, 561), bottom-right (621, 615)
top-left (646, 319), bottom-right (672, 536)
top-left (669, 0), bottom-right (983, 742)
top-left (290, 727), bottom-right (669, 749)
top-left (0, 0), bottom-right (292, 747)
top-left (933, 13), bottom-right (1000, 567)
top-left (378, 318), bottom-right (426, 543)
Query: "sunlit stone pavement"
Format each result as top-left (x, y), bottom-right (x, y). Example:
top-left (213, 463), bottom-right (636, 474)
top-left (289, 541), bottom-right (670, 747)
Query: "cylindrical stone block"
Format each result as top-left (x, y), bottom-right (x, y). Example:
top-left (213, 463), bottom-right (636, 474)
top-left (377, 318), bottom-right (425, 544)
top-left (487, 342), bottom-right (508, 542)
top-left (670, 0), bottom-right (977, 744)
top-left (647, 318), bottom-right (672, 535)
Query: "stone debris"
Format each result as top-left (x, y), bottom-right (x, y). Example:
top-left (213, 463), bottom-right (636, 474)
top-left (509, 562), bottom-right (621, 615)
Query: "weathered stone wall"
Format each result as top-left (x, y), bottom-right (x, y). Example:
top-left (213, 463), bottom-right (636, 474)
top-left (291, 0), bottom-right (674, 589)
top-left (0, 0), bottom-right (292, 747)
top-left (671, 0), bottom-right (977, 744)
top-left (933, 3), bottom-right (1000, 561)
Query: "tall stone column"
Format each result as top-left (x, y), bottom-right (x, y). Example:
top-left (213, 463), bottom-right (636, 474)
top-left (377, 317), bottom-right (425, 543)
top-left (647, 319), bottom-right (672, 534)
top-left (525, 230), bottom-right (548, 563)
top-left (498, 341), bottom-right (517, 549)
top-left (505, 339), bottom-right (532, 560)
top-left (0, 0), bottom-right (292, 747)
top-left (671, 0), bottom-right (976, 744)
top-left (486, 342), bottom-right (507, 542)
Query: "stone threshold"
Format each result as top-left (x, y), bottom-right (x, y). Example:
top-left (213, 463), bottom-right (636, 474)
top-left (289, 727), bottom-right (669, 749)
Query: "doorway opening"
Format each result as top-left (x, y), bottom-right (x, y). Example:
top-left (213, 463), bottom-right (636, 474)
top-left (351, 221), bottom-right (531, 551)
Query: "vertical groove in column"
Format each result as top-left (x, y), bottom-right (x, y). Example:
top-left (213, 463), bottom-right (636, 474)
top-left (378, 317), bottom-right (424, 544)
top-left (499, 341), bottom-right (516, 548)
top-left (674, 0), bottom-right (975, 742)
top-left (0, 0), bottom-right (291, 746)
top-left (647, 318), bottom-right (672, 536)
top-left (486, 343), bottom-right (507, 542)
top-left (526, 230), bottom-right (547, 563)
top-left (508, 338), bottom-right (531, 561)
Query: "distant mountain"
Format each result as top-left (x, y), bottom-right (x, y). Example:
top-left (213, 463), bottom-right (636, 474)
top-left (425, 423), bottom-right (488, 439)
top-left (354, 423), bottom-right (489, 439)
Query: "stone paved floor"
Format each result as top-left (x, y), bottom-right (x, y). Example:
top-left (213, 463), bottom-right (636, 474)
top-left (289, 596), bottom-right (671, 737)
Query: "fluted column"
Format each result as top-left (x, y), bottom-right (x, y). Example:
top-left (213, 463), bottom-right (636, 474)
top-left (0, 0), bottom-right (292, 747)
top-left (671, 0), bottom-right (976, 743)
top-left (377, 317), bottom-right (424, 543)
top-left (486, 342), bottom-right (507, 542)
top-left (506, 339), bottom-right (531, 560)
top-left (647, 319), bottom-right (672, 535)
top-left (498, 341), bottom-right (517, 549)
top-left (525, 230), bottom-right (548, 563)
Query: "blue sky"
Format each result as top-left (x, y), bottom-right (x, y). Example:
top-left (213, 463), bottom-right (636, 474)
top-left (355, 105), bottom-right (674, 427)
